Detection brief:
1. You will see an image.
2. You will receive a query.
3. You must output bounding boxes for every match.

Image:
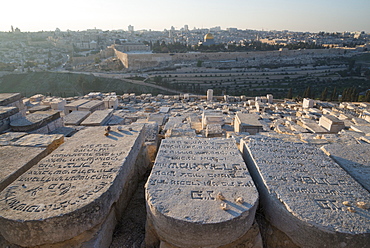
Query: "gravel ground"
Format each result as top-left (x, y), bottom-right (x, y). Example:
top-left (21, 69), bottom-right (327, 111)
top-left (110, 173), bottom-right (149, 248)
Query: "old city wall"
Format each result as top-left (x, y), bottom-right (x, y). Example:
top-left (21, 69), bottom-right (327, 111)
top-left (115, 48), bottom-right (346, 70)
top-left (71, 48), bottom-right (115, 66)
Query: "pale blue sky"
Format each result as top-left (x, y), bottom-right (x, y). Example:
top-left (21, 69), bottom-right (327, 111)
top-left (1, 0), bottom-right (369, 32)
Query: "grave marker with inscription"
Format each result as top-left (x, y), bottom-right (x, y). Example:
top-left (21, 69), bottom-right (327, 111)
top-left (0, 124), bottom-right (145, 247)
top-left (241, 136), bottom-right (370, 247)
top-left (145, 138), bottom-right (259, 248)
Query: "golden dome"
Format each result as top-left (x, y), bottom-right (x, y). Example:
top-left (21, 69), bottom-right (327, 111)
top-left (204, 33), bottom-right (214, 40)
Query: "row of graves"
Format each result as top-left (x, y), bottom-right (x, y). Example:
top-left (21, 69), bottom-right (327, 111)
top-left (0, 92), bottom-right (369, 247)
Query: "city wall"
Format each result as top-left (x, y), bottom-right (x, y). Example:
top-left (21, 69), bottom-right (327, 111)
top-left (71, 48), bottom-right (115, 66)
top-left (114, 48), bottom-right (346, 70)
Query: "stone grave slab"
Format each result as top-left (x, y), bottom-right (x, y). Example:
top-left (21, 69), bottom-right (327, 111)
top-left (12, 134), bottom-right (64, 153)
top-left (241, 136), bottom-right (370, 247)
top-left (146, 138), bottom-right (259, 247)
top-left (0, 132), bottom-right (28, 146)
top-left (0, 124), bottom-right (145, 247)
top-left (80, 109), bottom-right (113, 126)
top-left (10, 111), bottom-right (60, 132)
top-left (64, 111), bottom-right (91, 126)
top-left (0, 146), bottom-right (48, 192)
top-left (0, 93), bottom-right (22, 106)
top-left (350, 125), bottom-right (370, 136)
top-left (28, 105), bottom-right (51, 113)
top-left (321, 143), bottom-right (370, 192)
top-left (0, 106), bottom-right (19, 120)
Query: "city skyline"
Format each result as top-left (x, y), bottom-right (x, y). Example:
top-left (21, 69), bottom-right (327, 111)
top-left (1, 0), bottom-right (370, 33)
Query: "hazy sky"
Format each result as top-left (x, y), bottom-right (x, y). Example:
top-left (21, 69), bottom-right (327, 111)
top-left (1, 0), bottom-right (369, 32)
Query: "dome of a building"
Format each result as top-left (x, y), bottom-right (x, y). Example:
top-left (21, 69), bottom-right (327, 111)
top-left (204, 33), bottom-right (214, 40)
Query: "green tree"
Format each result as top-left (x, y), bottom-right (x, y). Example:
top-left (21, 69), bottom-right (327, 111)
top-left (364, 90), bottom-right (370, 102)
top-left (329, 87), bottom-right (337, 102)
top-left (302, 86), bottom-right (311, 98)
top-left (287, 88), bottom-right (293, 99)
top-left (320, 87), bottom-right (328, 101)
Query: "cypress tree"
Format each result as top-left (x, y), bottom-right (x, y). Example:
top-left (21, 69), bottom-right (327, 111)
top-left (287, 88), bottom-right (293, 99)
top-left (330, 87), bottom-right (337, 102)
top-left (320, 87), bottom-right (328, 101)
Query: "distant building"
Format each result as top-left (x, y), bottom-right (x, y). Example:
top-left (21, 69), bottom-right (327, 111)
top-left (199, 33), bottom-right (215, 46)
top-left (128, 25), bottom-right (134, 32)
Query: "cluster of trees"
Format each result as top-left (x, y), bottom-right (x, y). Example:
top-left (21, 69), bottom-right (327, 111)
top-left (340, 87), bottom-right (359, 102)
top-left (146, 40), bottom-right (325, 54)
top-left (286, 85), bottom-right (370, 103)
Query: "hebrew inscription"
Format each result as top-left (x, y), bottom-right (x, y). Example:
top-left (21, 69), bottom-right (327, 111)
top-left (0, 125), bottom-right (144, 246)
top-left (145, 138), bottom-right (259, 247)
top-left (243, 136), bottom-right (370, 235)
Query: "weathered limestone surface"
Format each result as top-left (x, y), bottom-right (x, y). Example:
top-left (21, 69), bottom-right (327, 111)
top-left (146, 138), bottom-right (259, 248)
top-left (12, 134), bottom-right (64, 153)
top-left (234, 113), bottom-right (263, 135)
top-left (63, 111), bottom-right (90, 126)
top-left (10, 111), bottom-right (60, 132)
top-left (0, 146), bottom-right (48, 192)
top-left (321, 143), bottom-right (370, 192)
top-left (80, 109), bottom-right (113, 126)
top-left (0, 93), bottom-right (22, 106)
top-left (0, 124), bottom-right (145, 247)
top-left (28, 105), bottom-right (51, 113)
top-left (241, 136), bottom-right (370, 248)
top-left (0, 132), bottom-right (28, 146)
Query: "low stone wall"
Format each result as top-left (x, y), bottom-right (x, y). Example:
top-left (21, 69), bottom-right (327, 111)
top-left (115, 48), bottom-right (346, 70)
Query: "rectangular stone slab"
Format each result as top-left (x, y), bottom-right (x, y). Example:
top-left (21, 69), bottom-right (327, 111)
top-left (241, 136), bottom-right (370, 248)
top-left (80, 109), bottom-right (113, 126)
top-left (146, 138), bottom-right (258, 248)
top-left (0, 124), bottom-right (144, 247)
top-left (0, 146), bottom-right (48, 192)
top-left (10, 111), bottom-right (60, 132)
top-left (64, 111), bottom-right (91, 126)
top-left (321, 143), bottom-right (370, 192)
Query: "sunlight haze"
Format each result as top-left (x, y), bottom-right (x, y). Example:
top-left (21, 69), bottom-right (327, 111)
top-left (1, 0), bottom-right (369, 32)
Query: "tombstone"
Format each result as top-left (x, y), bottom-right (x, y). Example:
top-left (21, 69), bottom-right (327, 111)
top-left (298, 118), bottom-right (328, 134)
top-left (321, 143), bottom-right (370, 192)
top-left (28, 105), bottom-right (51, 113)
top-left (163, 116), bottom-right (186, 132)
top-left (350, 125), bottom-right (370, 136)
top-left (0, 124), bottom-right (146, 247)
top-left (319, 115), bottom-right (345, 133)
top-left (64, 111), bottom-right (91, 126)
top-left (240, 136), bottom-right (370, 247)
top-left (145, 138), bottom-right (259, 248)
top-left (266, 94), bottom-right (273, 104)
top-left (303, 98), bottom-right (314, 109)
top-left (148, 114), bottom-right (167, 126)
top-left (0, 146), bottom-right (48, 192)
top-left (64, 99), bottom-right (90, 115)
top-left (205, 123), bottom-right (223, 137)
top-left (234, 113), bottom-right (263, 135)
top-left (207, 89), bottom-right (213, 101)
top-left (202, 110), bottom-right (224, 129)
top-left (80, 109), bottom-right (113, 126)
top-left (78, 100), bottom-right (105, 112)
top-left (0, 107), bottom-right (20, 133)
top-left (12, 133), bottom-right (64, 153)
top-left (0, 132), bottom-right (28, 146)
top-left (50, 99), bottom-right (66, 111)
top-left (10, 111), bottom-right (61, 133)
top-left (103, 96), bottom-right (118, 109)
